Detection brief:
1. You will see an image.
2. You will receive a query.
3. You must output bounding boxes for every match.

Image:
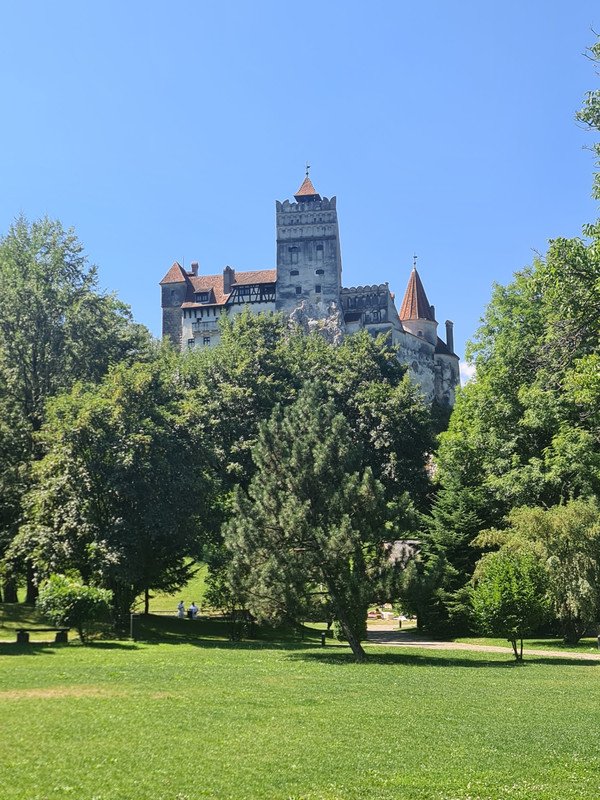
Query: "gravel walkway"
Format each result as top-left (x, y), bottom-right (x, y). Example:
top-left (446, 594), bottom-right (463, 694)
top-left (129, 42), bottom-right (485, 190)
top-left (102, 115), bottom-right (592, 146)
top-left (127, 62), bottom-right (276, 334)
top-left (366, 629), bottom-right (600, 661)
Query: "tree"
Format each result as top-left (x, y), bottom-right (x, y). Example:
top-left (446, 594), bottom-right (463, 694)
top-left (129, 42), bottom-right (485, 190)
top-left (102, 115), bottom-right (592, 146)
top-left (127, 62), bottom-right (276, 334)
top-left (183, 312), bottom-right (433, 601)
top-left (8, 353), bottom-right (212, 624)
top-left (417, 38), bottom-right (600, 633)
top-left (471, 549), bottom-right (550, 661)
top-left (0, 216), bottom-right (152, 601)
top-left (225, 382), bottom-right (397, 663)
top-left (36, 574), bottom-right (112, 644)
top-left (474, 499), bottom-right (600, 644)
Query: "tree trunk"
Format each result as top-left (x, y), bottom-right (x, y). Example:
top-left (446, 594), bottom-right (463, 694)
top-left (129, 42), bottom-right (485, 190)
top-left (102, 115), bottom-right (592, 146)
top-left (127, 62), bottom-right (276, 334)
top-left (144, 587), bottom-right (150, 615)
top-left (510, 638), bottom-right (521, 661)
top-left (3, 577), bottom-right (18, 603)
top-left (25, 563), bottom-right (38, 604)
top-left (331, 597), bottom-right (367, 663)
top-left (562, 616), bottom-right (584, 646)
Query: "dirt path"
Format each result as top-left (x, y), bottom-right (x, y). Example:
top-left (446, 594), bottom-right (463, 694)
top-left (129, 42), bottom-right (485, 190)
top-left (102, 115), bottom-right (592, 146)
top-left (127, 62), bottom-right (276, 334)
top-left (366, 629), bottom-right (600, 661)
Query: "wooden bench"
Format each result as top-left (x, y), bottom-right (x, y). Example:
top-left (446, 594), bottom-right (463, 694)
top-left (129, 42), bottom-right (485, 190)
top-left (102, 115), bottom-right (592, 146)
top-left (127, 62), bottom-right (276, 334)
top-left (16, 628), bottom-right (69, 644)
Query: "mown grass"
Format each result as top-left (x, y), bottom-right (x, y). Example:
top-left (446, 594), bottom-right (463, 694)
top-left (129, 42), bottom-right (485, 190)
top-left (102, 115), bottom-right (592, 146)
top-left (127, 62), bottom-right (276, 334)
top-left (454, 634), bottom-right (600, 654)
top-left (1, 615), bottom-right (600, 799)
top-left (142, 564), bottom-right (209, 614)
top-left (0, 602), bottom-right (54, 642)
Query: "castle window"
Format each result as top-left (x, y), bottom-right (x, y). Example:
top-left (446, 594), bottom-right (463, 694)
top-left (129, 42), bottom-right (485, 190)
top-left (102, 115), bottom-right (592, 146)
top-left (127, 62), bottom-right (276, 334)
top-left (316, 244), bottom-right (324, 261)
top-left (315, 285), bottom-right (322, 294)
top-left (315, 268), bottom-right (324, 275)
top-left (417, 330), bottom-right (423, 337)
top-left (203, 336), bottom-right (210, 346)
top-left (295, 286), bottom-right (302, 295)
top-left (195, 292), bottom-right (209, 302)
top-left (187, 338), bottom-right (195, 349)
top-left (289, 247), bottom-right (299, 264)
top-left (290, 269), bottom-right (299, 276)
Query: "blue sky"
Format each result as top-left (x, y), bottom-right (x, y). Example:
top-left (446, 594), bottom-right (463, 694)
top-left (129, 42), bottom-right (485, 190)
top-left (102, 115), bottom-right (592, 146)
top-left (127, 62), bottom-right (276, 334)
top-left (1, 2), bottom-right (598, 375)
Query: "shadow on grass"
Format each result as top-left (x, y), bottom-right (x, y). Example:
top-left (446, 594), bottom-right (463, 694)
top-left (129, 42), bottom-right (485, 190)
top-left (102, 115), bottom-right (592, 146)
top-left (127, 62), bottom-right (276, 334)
top-left (0, 643), bottom-right (59, 657)
top-left (137, 614), bottom-right (323, 648)
top-left (287, 649), bottom-right (600, 669)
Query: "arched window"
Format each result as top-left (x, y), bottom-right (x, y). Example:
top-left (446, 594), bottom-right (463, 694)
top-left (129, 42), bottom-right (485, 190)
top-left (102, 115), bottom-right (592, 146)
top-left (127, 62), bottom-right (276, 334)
top-left (315, 268), bottom-right (324, 275)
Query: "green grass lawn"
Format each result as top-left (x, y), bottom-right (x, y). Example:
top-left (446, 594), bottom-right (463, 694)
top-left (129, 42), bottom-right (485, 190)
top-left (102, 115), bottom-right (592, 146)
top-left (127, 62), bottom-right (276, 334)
top-left (0, 602), bottom-right (54, 642)
top-left (143, 564), bottom-right (208, 614)
top-left (1, 613), bottom-right (600, 799)
top-left (453, 634), bottom-right (600, 654)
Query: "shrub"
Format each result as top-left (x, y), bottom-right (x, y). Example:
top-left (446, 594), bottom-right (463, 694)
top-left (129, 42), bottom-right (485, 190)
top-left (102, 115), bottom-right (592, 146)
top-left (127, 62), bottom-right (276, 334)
top-left (37, 575), bottom-right (112, 643)
top-left (471, 549), bottom-right (549, 660)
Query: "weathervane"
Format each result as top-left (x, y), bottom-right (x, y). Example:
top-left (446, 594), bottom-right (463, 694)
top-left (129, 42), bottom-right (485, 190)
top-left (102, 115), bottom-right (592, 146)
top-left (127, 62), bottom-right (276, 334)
top-left (305, 161), bottom-right (311, 177)
top-left (413, 253), bottom-right (418, 269)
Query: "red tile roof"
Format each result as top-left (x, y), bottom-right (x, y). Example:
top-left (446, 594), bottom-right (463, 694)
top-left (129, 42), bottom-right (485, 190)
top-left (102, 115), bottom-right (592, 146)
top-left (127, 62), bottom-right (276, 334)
top-left (294, 176), bottom-right (320, 200)
top-left (180, 269), bottom-right (276, 308)
top-left (399, 268), bottom-right (435, 321)
top-left (159, 262), bottom-right (189, 285)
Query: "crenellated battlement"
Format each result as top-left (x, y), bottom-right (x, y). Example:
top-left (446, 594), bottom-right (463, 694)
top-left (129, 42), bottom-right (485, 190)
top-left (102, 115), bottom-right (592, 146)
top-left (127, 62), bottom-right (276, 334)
top-left (341, 284), bottom-right (389, 294)
top-left (276, 196), bottom-right (336, 213)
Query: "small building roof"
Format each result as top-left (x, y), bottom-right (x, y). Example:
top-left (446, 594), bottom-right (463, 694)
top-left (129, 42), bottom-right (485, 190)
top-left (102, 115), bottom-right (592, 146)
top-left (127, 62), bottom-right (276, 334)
top-left (159, 262), bottom-right (189, 285)
top-left (399, 267), bottom-right (435, 321)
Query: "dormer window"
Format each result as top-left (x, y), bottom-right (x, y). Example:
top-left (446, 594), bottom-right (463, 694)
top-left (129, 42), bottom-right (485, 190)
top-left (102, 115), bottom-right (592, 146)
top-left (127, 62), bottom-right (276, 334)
top-left (195, 292), bottom-right (209, 303)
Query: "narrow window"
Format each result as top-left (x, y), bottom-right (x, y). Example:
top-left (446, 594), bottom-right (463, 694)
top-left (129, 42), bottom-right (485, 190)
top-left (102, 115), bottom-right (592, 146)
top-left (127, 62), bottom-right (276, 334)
top-left (315, 285), bottom-right (322, 294)
top-left (295, 286), bottom-right (302, 295)
top-left (203, 336), bottom-right (211, 345)
top-left (316, 244), bottom-right (324, 261)
top-left (289, 247), bottom-right (299, 265)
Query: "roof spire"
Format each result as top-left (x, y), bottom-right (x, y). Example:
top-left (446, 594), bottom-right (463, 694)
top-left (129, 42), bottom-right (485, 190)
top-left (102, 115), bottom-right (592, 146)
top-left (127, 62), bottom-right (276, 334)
top-left (294, 165), bottom-right (321, 202)
top-left (399, 260), bottom-right (435, 321)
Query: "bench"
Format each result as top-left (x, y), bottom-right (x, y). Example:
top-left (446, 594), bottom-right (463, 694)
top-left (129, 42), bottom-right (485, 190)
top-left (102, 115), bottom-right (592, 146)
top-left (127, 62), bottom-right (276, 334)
top-left (16, 628), bottom-right (69, 644)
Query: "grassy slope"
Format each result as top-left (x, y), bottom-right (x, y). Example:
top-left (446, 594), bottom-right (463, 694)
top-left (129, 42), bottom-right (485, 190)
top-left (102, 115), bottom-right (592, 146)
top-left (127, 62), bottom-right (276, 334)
top-left (1, 622), bottom-right (600, 799)
top-left (143, 564), bottom-right (208, 614)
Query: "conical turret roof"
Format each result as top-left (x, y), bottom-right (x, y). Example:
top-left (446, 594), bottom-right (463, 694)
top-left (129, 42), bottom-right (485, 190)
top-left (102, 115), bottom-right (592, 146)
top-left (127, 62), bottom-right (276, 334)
top-left (294, 174), bottom-right (321, 201)
top-left (399, 267), bottom-right (435, 321)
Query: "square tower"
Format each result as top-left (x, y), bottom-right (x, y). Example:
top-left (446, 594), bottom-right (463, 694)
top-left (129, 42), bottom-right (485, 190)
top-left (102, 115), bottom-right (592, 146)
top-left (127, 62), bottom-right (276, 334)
top-left (275, 174), bottom-right (343, 314)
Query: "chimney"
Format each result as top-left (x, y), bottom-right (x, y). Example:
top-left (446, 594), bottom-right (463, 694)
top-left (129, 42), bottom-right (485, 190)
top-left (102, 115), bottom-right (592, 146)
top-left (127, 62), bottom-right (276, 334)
top-left (190, 261), bottom-right (199, 276)
top-left (430, 305), bottom-right (436, 321)
top-left (223, 265), bottom-right (235, 294)
top-left (445, 320), bottom-right (454, 353)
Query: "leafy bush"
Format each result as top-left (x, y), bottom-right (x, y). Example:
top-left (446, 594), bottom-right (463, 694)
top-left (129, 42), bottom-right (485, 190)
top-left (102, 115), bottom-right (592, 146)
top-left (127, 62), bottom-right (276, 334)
top-left (37, 575), bottom-right (112, 643)
top-left (471, 549), bottom-right (549, 660)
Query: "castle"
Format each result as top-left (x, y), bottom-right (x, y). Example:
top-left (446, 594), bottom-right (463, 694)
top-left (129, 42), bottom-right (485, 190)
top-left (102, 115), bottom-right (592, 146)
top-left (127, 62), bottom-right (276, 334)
top-left (160, 174), bottom-right (460, 405)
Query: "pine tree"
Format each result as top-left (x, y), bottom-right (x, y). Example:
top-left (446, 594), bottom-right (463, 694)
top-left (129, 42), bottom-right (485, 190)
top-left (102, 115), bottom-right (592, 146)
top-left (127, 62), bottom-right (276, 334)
top-left (225, 382), bottom-right (391, 663)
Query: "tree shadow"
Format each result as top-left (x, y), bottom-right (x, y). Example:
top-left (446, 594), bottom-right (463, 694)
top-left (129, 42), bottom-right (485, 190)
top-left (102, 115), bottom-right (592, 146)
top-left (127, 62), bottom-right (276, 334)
top-left (0, 642), bottom-right (59, 657)
top-left (287, 649), bottom-right (600, 668)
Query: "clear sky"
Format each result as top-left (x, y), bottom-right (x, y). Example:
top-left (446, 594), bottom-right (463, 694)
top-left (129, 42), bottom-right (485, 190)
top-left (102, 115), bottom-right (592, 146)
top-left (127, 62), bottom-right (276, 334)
top-left (1, 2), bottom-right (598, 377)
